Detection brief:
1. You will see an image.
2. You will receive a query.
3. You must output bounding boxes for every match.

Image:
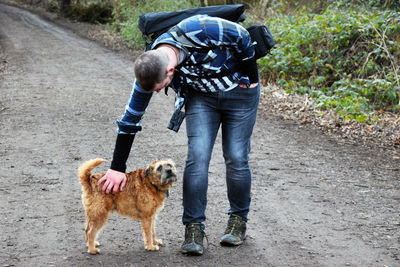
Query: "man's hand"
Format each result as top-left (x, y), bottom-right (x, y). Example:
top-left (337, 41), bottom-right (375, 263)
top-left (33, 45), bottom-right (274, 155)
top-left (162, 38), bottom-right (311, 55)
top-left (97, 169), bottom-right (127, 194)
top-left (239, 83), bottom-right (259, 88)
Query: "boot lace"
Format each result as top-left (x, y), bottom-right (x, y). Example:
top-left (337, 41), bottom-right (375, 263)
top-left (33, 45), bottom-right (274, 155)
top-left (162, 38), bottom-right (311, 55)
top-left (225, 215), bottom-right (245, 237)
top-left (184, 223), bottom-right (209, 248)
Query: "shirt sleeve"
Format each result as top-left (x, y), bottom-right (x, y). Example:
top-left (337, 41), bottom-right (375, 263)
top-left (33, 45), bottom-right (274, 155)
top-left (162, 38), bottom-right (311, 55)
top-left (116, 79), bottom-right (153, 134)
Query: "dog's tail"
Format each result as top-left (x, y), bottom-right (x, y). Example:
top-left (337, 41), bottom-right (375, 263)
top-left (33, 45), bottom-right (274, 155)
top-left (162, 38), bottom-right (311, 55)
top-left (78, 158), bottom-right (106, 191)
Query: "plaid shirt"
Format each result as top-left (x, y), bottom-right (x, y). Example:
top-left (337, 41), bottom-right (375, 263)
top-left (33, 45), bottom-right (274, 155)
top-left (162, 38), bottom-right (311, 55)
top-left (117, 15), bottom-right (255, 134)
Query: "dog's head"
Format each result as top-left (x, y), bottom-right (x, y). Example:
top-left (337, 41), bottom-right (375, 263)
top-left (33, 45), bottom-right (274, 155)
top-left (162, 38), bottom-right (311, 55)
top-left (145, 159), bottom-right (177, 190)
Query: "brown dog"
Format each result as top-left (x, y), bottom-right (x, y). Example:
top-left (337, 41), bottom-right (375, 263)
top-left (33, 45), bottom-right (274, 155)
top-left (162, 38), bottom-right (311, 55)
top-left (78, 158), bottom-right (177, 254)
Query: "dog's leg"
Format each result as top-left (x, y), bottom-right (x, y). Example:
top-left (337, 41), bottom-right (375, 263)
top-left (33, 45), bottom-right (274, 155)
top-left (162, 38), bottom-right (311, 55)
top-left (85, 215), bottom-right (90, 246)
top-left (86, 213), bottom-right (108, 254)
top-left (141, 217), bottom-right (159, 251)
top-left (85, 228), bottom-right (100, 247)
top-left (151, 215), bottom-right (162, 246)
top-left (85, 215), bottom-right (101, 247)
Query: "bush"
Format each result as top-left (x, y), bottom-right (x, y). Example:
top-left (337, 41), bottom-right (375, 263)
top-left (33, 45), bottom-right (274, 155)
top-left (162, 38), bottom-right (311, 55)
top-left (112, 0), bottom-right (199, 49)
top-left (333, 0), bottom-right (400, 11)
top-left (63, 1), bottom-right (113, 24)
top-left (259, 7), bottom-right (400, 122)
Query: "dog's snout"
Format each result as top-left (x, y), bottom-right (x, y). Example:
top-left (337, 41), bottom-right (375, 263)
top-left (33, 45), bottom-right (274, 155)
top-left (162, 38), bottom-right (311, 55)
top-left (166, 169), bottom-right (172, 175)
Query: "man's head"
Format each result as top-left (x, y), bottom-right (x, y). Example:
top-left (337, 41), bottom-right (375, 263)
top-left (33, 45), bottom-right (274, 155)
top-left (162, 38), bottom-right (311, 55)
top-left (134, 50), bottom-right (173, 92)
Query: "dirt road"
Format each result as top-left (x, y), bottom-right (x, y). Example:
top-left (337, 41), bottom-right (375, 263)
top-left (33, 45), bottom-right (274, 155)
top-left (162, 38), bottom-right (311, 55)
top-left (1, 3), bottom-right (399, 266)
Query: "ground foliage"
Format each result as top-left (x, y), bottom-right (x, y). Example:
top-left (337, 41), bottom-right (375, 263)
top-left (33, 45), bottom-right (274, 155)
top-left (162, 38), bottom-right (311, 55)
top-left (260, 5), bottom-right (400, 123)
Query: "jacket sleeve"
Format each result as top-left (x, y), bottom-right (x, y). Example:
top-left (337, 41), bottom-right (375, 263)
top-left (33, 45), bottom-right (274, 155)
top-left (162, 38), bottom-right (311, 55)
top-left (116, 79), bottom-right (153, 134)
top-left (110, 80), bottom-right (153, 172)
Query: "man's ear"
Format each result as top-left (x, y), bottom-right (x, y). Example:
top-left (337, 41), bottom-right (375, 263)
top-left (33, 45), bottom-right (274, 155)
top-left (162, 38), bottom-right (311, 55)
top-left (166, 67), bottom-right (175, 73)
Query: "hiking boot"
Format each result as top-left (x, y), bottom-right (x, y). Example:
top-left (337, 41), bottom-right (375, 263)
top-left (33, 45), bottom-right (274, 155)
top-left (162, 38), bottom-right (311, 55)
top-left (220, 214), bottom-right (247, 246)
top-left (181, 223), bottom-right (205, 255)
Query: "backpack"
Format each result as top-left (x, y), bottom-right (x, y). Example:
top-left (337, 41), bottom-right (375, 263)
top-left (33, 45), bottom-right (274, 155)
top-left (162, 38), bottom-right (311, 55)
top-left (246, 24), bottom-right (275, 59)
top-left (138, 4), bottom-right (274, 59)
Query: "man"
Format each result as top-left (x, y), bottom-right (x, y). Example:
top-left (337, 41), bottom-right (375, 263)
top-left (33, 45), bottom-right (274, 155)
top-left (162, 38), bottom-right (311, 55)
top-left (97, 14), bottom-right (260, 255)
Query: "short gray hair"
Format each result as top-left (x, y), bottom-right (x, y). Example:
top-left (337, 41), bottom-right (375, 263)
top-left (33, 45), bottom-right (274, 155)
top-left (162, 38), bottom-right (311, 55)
top-left (134, 50), bottom-right (168, 91)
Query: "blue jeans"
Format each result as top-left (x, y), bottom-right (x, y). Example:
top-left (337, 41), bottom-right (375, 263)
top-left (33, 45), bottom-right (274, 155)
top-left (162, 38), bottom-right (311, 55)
top-left (182, 84), bottom-right (260, 225)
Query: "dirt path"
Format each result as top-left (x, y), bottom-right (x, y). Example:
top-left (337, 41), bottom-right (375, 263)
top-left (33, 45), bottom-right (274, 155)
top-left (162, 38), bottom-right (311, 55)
top-left (0, 3), bottom-right (399, 266)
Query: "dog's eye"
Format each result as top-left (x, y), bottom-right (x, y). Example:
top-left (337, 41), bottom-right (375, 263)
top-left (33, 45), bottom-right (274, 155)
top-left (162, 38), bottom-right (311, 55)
top-left (157, 165), bottom-right (162, 172)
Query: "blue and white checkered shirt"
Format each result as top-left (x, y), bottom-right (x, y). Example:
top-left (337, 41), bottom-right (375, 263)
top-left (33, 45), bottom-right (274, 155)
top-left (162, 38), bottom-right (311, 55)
top-left (117, 15), bottom-right (255, 134)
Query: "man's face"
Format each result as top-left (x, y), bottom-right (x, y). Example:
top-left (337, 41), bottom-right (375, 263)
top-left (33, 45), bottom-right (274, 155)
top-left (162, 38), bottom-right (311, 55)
top-left (153, 69), bottom-right (175, 93)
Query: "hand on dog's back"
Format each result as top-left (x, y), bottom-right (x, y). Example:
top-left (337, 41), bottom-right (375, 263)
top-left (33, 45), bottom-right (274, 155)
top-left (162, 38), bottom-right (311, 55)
top-left (97, 169), bottom-right (127, 194)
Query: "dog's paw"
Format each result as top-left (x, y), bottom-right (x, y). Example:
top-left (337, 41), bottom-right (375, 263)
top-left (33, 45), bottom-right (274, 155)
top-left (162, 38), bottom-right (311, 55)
top-left (154, 239), bottom-right (163, 246)
top-left (88, 248), bottom-right (100, 254)
top-left (86, 241), bottom-right (100, 247)
top-left (145, 244), bottom-right (160, 251)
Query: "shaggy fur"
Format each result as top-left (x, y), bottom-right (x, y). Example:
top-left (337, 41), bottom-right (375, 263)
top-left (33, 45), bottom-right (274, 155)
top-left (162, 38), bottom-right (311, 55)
top-left (78, 158), bottom-right (177, 254)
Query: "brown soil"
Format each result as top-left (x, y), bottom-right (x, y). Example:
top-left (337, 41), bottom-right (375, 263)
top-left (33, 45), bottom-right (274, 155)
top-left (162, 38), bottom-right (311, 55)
top-left (1, 2), bottom-right (399, 266)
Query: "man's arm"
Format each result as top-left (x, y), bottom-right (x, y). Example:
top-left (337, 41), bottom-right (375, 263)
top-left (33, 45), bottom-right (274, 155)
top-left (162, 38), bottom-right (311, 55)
top-left (97, 80), bottom-right (153, 194)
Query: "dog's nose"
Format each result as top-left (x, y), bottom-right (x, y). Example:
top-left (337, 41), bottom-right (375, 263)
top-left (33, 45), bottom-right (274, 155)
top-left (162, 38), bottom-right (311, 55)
top-left (166, 169), bottom-right (172, 175)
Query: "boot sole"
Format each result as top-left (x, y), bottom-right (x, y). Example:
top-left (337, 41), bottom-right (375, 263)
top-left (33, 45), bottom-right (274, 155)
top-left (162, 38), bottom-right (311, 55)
top-left (181, 249), bottom-right (203, 256)
top-left (220, 234), bottom-right (245, 246)
top-left (220, 239), bottom-right (243, 246)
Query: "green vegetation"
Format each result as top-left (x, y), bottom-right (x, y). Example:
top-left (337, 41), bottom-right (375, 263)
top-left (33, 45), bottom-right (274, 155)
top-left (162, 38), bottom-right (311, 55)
top-left (260, 6), bottom-right (400, 122)
top-left (112, 0), bottom-right (197, 48)
top-left (15, 0), bottom-right (399, 123)
top-left (62, 1), bottom-right (113, 24)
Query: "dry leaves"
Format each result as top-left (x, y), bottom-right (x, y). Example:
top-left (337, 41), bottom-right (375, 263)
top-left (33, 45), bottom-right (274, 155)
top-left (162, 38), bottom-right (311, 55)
top-left (259, 85), bottom-right (400, 150)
